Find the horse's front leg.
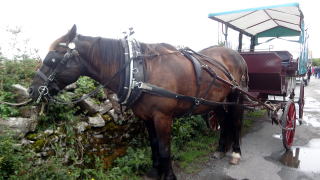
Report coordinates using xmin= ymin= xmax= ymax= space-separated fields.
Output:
xmin=144 ymin=119 xmax=160 ymax=179
xmin=153 ymin=112 xmax=176 ymax=180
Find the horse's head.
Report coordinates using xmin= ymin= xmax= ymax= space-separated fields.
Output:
xmin=29 ymin=25 xmax=85 ymax=102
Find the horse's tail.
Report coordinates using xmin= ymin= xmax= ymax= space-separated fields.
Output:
xmin=221 ymin=86 xmax=245 ymax=153
xmin=225 ymin=63 xmax=248 ymax=151
xmin=240 ymin=62 xmax=252 ymax=104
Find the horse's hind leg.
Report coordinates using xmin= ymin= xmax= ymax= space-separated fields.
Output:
xmin=228 ymin=91 xmax=244 ymax=165
xmin=144 ymin=119 xmax=160 ymax=179
xmin=152 ymin=112 xmax=176 ymax=180
xmin=213 ymin=106 xmax=228 ymax=159
xmin=214 ymin=91 xmax=244 ymax=164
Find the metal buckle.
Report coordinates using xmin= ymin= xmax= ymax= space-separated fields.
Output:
xmin=36 ymin=86 xmax=49 ymax=103
xmin=38 ymin=86 xmax=49 ymax=96
xmin=132 ymin=68 xmax=138 ymax=74
xmin=195 ymin=99 xmax=201 ymax=106
xmin=48 ymin=74 xmax=55 ymax=82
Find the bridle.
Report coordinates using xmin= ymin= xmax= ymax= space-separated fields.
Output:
xmin=35 ymin=41 xmax=81 ymax=103
xmin=35 ymin=37 xmax=133 ymax=105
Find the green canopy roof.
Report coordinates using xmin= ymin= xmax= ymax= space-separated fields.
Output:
xmin=208 ymin=3 xmax=304 ymax=38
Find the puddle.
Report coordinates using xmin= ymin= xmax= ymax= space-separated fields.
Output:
xmin=280 ymin=148 xmax=300 ymax=168
xmin=280 ymin=138 xmax=320 ymax=173
xmin=307 ymin=139 xmax=320 ymax=148
xmin=298 ymin=96 xmax=320 ymax=127
xmin=315 ymin=90 xmax=320 ymax=95
xmin=304 ymin=96 xmax=320 ymax=103
xmin=302 ymin=115 xmax=320 ymax=128
xmin=303 ymin=109 xmax=320 ymax=113
xmin=304 ymin=97 xmax=320 ymax=110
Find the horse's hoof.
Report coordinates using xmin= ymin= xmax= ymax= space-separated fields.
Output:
xmin=229 ymin=152 xmax=241 ymax=165
xmin=145 ymin=168 xmax=159 ymax=179
xmin=213 ymin=151 xmax=226 ymax=159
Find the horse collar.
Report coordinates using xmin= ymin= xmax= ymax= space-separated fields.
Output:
xmin=117 ymin=36 xmax=145 ymax=106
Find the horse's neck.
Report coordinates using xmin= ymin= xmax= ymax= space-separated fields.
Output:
xmin=81 ymin=37 xmax=124 ymax=94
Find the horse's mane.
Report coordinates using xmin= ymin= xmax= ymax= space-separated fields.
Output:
xmin=77 ymin=36 xmax=124 ymax=67
xmin=78 ymin=35 xmax=177 ymax=69
xmin=76 ymin=35 xmax=125 ymax=78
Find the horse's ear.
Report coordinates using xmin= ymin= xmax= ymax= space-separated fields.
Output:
xmin=67 ymin=24 xmax=77 ymax=42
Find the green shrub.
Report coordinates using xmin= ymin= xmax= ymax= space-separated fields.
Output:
xmin=37 ymin=103 xmax=79 ymax=131
xmin=0 ymin=91 xmax=19 ymax=118
xmin=0 ymin=58 xmax=40 ymax=118
xmin=106 ymin=147 xmax=151 ymax=179
xmin=172 ymin=115 xmax=209 ymax=149
xmin=75 ymin=76 xmax=104 ymax=100
xmin=0 ymin=131 xmax=35 ymax=179
xmin=0 ymin=58 xmax=39 ymax=90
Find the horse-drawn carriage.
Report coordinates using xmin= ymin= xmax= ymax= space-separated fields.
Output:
xmin=26 ymin=3 xmax=308 ymax=179
xmin=208 ymin=2 xmax=307 ymax=150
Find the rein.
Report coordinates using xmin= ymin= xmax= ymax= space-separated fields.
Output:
xmin=0 ymin=99 xmax=32 ymax=106
xmin=48 ymin=59 xmax=132 ymax=105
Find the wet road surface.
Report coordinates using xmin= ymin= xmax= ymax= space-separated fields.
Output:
xmin=176 ymin=77 xmax=320 ymax=180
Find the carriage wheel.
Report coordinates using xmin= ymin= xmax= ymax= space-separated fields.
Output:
xmin=281 ymin=100 xmax=296 ymax=150
xmin=298 ymin=82 xmax=305 ymax=120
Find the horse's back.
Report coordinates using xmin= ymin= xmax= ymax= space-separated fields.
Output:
xmin=199 ymin=46 xmax=247 ymax=71
xmin=199 ymin=46 xmax=248 ymax=88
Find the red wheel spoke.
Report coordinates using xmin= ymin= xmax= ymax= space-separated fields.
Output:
xmin=282 ymin=100 xmax=296 ymax=150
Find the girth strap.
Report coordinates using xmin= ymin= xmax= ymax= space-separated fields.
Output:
xmin=137 ymin=82 xmax=240 ymax=107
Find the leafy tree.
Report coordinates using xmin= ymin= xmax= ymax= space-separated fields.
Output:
xmin=312 ymin=58 xmax=320 ymax=66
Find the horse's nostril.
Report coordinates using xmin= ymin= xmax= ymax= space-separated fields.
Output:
xmin=28 ymin=87 xmax=34 ymax=95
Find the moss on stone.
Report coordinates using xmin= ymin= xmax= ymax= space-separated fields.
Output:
xmin=102 ymin=114 xmax=112 ymax=122
xmin=33 ymin=139 xmax=47 ymax=152
xmin=26 ymin=133 xmax=39 ymax=141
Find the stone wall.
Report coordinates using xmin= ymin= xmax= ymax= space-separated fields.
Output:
xmin=0 ymin=84 xmax=146 ymax=168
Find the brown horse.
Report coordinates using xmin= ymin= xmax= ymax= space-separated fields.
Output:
xmin=29 ymin=25 xmax=248 ymax=180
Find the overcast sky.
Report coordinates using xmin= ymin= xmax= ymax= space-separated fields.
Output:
xmin=0 ymin=0 xmax=318 ymax=59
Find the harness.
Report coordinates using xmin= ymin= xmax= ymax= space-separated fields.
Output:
xmin=35 ymin=32 xmax=246 ymax=112
xmin=134 ymin=48 xmax=243 ymax=114
xmin=116 ymin=36 xmax=241 ymax=110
